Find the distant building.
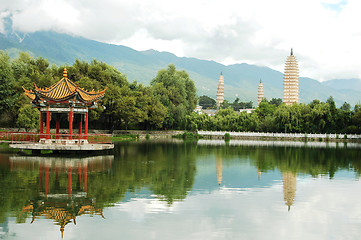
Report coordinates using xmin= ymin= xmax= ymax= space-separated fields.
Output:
xmin=194 ymin=105 xmax=217 ymax=116
xmin=239 ymin=109 xmax=254 ymax=114
xmin=202 ymin=109 xmax=217 ymax=116
xmin=194 ymin=105 xmax=203 ymax=114
xmin=257 ymin=79 xmax=264 ymax=106
xmin=216 ymin=72 xmax=224 ymax=108
xmin=283 ymin=49 xmax=299 ymax=105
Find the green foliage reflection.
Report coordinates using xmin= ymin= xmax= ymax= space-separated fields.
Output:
xmin=1 ymin=142 xmax=361 ymax=224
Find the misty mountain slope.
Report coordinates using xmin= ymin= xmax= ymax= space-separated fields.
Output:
xmin=322 ymin=78 xmax=361 ymax=92
xmin=20 ymin=31 xmax=154 ymax=65
xmin=0 ymin=30 xmax=360 ymax=106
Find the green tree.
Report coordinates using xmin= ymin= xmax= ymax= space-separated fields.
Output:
xmin=151 ymin=64 xmax=197 ymax=129
xmin=214 ymin=108 xmax=238 ymax=131
xmin=231 ymin=98 xmax=253 ymax=111
xmin=255 ymin=101 xmax=276 ymax=119
xmin=0 ymin=51 xmax=15 ymax=126
xmin=16 ymin=104 xmax=40 ymax=131
xmin=310 ymin=102 xmax=331 ymax=133
xmin=220 ymin=100 xmax=230 ymax=109
xmin=340 ymin=102 xmax=351 ymax=112
xmin=117 ymin=86 xmax=147 ymax=130
xmin=326 ymin=96 xmax=337 ymax=132
xmin=199 ymin=95 xmax=216 ymax=109
xmin=274 ymin=104 xmax=291 ymax=132
xmin=269 ymin=98 xmax=283 ymax=106
xmin=352 ymin=104 xmax=361 ymax=133
xmin=147 ymin=99 xmax=168 ymax=129
xmin=337 ymin=102 xmax=352 ymax=132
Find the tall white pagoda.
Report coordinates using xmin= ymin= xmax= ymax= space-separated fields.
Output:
xmin=257 ymin=79 xmax=264 ymax=106
xmin=283 ymin=49 xmax=299 ymax=105
xmin=216 ymin=72 xmax=224 ymax=108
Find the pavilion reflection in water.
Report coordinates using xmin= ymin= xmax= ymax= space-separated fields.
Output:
xmin=10 ymin=155 xmax=113 ymax=238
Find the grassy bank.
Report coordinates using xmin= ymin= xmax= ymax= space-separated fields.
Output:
xmin=172 ymin=132 xmax=203 ymax=140
xmin=112 ymin=134 xmax=139 ymax=142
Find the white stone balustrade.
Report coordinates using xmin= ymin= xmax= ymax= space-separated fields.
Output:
xmin=197 ymin=130 xmax=361 ymax=139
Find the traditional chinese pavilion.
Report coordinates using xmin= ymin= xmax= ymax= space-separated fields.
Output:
xmin=13 ymin=67 xmax=114 ymax=152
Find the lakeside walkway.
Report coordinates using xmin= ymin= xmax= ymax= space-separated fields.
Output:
xmin=197 ymin=130 xmax=361 ymax=140
xmin=196 ymin=139 xmax=361 ymax=148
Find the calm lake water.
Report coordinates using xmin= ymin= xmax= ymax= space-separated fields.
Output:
xmin=1 ymin=140 xmax=361 ymax=240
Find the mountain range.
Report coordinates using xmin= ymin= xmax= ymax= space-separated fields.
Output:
xmin=1 ymin=20 xmax=360 ymax=107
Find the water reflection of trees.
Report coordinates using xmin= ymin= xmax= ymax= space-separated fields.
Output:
xmin=111 ymin=141 xmax=361 ymax=207
xmin=108 ymin=141 xmax=197 ymax=204
xmin=0 ymin=142 xmax=197 ymax=228
xmin=195 ymin=143 xmax=361 ymax=178
xmin=1 ymin=141 xmax=360 ymax=226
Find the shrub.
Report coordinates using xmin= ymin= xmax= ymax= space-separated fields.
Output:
xmin=16 ymin=105 xmax=39 ymax=132
xmin=183 ymin=132 xmax=194 ymax=139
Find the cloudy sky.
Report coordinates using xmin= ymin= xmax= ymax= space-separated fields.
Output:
xmin=0 ymin=0 xmax=359 ymax=81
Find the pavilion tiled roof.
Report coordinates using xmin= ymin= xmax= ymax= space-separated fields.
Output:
xmin=23 ymin=67 xmax=106 ymax=103
xmin=22 ymin=87 xmax=36 ymax=101
xmin=22 ymin=202 xmax=103 ymax=238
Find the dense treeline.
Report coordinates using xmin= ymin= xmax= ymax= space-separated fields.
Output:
xmin=1 ymin=51 xmax=360 ymax=133
xmin=198 ymin=95 xmax=254 ymax=110
xmin=0 ymin=51 xmax=196 ymax=131
xmin=185 ymin=97 xmax=361 ymax=133
xmin=220 ymin=98 xmax=253 ymax=111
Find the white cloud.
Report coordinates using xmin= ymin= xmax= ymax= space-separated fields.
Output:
xmin=0 ymin=0 xmax=360 ymax=81
xmin=114 ymin=197 xmax=177 ymax=222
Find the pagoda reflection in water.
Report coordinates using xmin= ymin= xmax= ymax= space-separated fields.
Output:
xmin=214 ymin=154 xmax=297 ymax=211
xmin=283 ymin=171 xmax=297 ymax=211
xmin=10 ymin=155 xmax=113 ymax=238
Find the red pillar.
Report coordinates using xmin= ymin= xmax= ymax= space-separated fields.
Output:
xmin=46 ymin=108 xmax=51 ymax=139
xmin=84 ymin=111 xmax=88 ymax=140
xmin=56 ymin=114 xmax=60 ymax=139
xmin=69 ymin=109 xmax=73 ymax=140
xmin=40 ymin=111 xmax=43 ymax=138
xmin=79 ymin=114 xmax=83 ymax=137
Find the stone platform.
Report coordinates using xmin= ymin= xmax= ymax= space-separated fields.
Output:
xmin=9 ymin=138 xmax=114 ymax=152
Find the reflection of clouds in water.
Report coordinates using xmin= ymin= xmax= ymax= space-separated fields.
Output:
xmin=107 ymin=178 xmax=361 ymax=240
xmin=114 ymin=198 xmax=178 ymax=222
xmin=8 ymin=177 xmax=361 ymax=240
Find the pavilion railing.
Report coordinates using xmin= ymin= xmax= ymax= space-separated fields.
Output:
xmin=0 ymin=132 xmax=113 ymax=145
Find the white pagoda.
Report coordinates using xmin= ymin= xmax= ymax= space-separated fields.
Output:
xmin=283 ymin=49 xmax=299 ymax=105
xmin=257 ymin=79 xmax=264 ymax=106
xmin=216 ymin=72 xmax=224 ymax=108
